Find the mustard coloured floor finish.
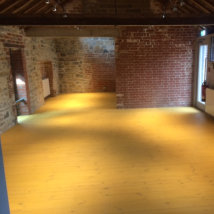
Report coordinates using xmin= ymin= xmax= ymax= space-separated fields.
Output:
xmin=2 ymin=93 xmax=214 ymax=214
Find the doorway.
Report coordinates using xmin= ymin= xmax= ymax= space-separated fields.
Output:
xmin=41 ymin=61 xmax=55 ymax=99
xmin=196 ymin=43 xmax=208 ymax=110
xmin=10 ymin=49 xmax=30 ymax=116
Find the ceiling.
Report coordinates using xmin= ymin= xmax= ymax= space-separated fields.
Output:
xmin=0 ymin=0 xmax=213 ymax=25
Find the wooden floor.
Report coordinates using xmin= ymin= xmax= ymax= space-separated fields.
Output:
xmin=2 ymin=93 xmax=214 ymax=214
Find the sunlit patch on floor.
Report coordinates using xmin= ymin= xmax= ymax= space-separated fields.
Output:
xmin=2 ymin=93 xmax=214 ymax=214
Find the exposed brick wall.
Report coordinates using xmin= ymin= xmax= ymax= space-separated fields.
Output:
xmin=0 ymin=27 xmax=60 ymax=133
xmin=55 ymin=37 xmax=115 ymax=93
xmin=0 ymin=27 xmax=25 ymax=134
xmin=116 ymin=26 xmax=198 ymax=108
xmin=24 ymin=38 xmax=59 ymax=113
xmin=0 ymin=25 xmax=199 ymax=133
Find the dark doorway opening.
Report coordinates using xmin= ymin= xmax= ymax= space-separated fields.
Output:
xmin=10 ymin=49 xmax=30 ymax=116
xmin=41 ymin=61 xmax=55 ymax=98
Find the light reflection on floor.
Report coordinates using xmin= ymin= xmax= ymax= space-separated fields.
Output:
xmin=2 ymin=93 xmax=214 ymax=214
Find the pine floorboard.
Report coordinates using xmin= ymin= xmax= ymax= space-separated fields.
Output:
xmin=2 ymin=93 xmax=214 ymax=214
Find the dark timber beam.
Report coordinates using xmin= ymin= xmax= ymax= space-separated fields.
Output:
xmin=35 ymin=4 xmax=52 ymax=14
xmin=184 ymin=2 xmax=201 ymax=14
xmin=177 ymin=7 xmax=189 ymax=15
xmin=0 ymin=138 xmax=10 ymax=214
xmin=0 ymin=16 xmax=214 ymax=25
xmin=188 ymin=0 xmax=211 ymax=14
xmin=15 ymin=0 xmax=40 ymax=15
xmin=3 ymin=0 xmax=29 ymax=14
xmin=198 ymin=0 xmax=214 ymax=12
xmin=25 ymin=27 xmax=119 ymax=37
xmin=0 ymin=0 xmax=22 ymax=14
xmin=23 ymin=0 xmax=46 ymax=14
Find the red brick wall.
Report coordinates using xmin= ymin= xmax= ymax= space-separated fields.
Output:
xmin=116 ymin=26 xmax=197 ymax=108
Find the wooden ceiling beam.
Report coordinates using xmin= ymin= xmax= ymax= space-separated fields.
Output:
xmin=3 ymin=0 xmax=30 ymax=14
xmin=173 ymin=8 xmax=183 ymax=16
xmin=0 ymin=0 xmax=23 ymax=14
xmin=169 ymin=6 xmax=189 ymax=17
xmin=198 ymin=0 xmax=214 ymax=12
xmin=27 ymin=1 xmax=54 ymax=15
xmin=0 ymin=0 xmax=15 ymax=9
xmin=188 ymin=0 xmax=211 ymax=14
xmin=0 ymin=16 xmax=213 ymax=25
xmin=177 ymin=6 xmax=191 ymax=15
xmin=184 ymin=2 xmax=201 ymax=14
xmin=23 ymin=1 xmax=46 ymax=14
xmin=25 ymin=27 xmax=119 ymax=37
xmin=39 ymin=3 xmax=55 ymax=14
xmin=35 ymin=4 xmax=52 ymax=14
xmin=15 ymin=0 xmax=40 ymax=15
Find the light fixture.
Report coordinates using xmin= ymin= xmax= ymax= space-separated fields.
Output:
xmin=200 ymin=29 xmax=206 ymax=37
xmin=52 ymin=5 xmax=57 ymax=12
xmin=160 ymin=0 xmax=187 ymax=19
xmin=173 ymin=6 xmax=178 ymax=12
xmin=180 ymin=0 xmax=185 ymax=7
xmin=45 ymin=0 xmax=50 ymax=4
xmin=63 ymin=13 xmax=68 ymax=18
